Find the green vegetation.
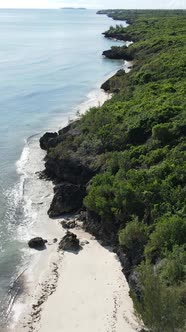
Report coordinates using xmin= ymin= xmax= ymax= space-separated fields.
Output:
xmin=132 ymin=262 xmax=186 ymax=332
xmin=49 ymin=10 xmax=186 ymax=330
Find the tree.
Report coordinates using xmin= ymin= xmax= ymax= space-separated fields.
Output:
xmin=132 ymin=262 xmax=186 ymax=332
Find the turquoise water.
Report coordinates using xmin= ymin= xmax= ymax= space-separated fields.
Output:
xmin=0 ymin=9 xmax=126 ymax=328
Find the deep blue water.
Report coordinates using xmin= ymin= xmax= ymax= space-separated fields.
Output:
xmin=0 ymin=9 xmax=126 ymax=328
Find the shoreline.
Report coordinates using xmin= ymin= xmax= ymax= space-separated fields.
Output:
xmin=13 ymin=222 xmax=140 ymax=332
xmin=8 ymin=87 xmax=112 ymax=331
xmin=9 ymin=60 xmax=139 ymax=332
xmin=12 ymin=9 xmax=186 ymax=332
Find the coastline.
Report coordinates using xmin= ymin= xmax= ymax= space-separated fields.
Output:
xmin=9 ymin=60 xmax=139 ymax=332
xmin=11 ymin=9 xmax=186 ymax=332
xmin=13 ymin=225 xmax=140 ymax=332
xmin=9 ymin=87 xmax=112 ymax=330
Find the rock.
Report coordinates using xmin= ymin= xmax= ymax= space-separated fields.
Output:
xmin=61 ymin=220 xmax=76 ymax=229
xmin=48 ymin=183 xmax=86 ymax=218
xmin=81 ymin=240 xmax=89 ymax=246
xmin=39 ymin=132 xmax=58 ymax=150
xmin=116 ymin=248 xmax=131 ymax=280
xmin=58 ymin=231 xmax=80 ymax=252
xmin=79 ymin=211 xmax=87 ymax=221
xmin=53 ymin=238 xmax=58 ymax=243
xmin=45 ymin=156 xmax=94 ymax=185
xmin=128 ymin=271 xmax=141 ymax=300
xmin=58 ymin=121 xmax=81 ymax=137
xmin=84 ymin=209 xmax=120 ymax=245
xmin=101 ymin=72 xmax=122 ymax=93
xmin=102 ymin=27 xmax=134 ymax=42
xmin=116 ymin=69 xmax=126 ymax=76
xmin=103 ymin=46 xmax=134 ymax=61
xmin=101 ymin=78 xmax=111 ymax=92
xmin=28 ymin=237 xmax=47 ymax=250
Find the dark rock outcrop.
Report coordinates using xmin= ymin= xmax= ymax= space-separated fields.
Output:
xmin=116 ymin=247 xmax=131 ymax=279
xmin=103 ymin=31 xmax=133 ymax=42
xmin=45 ymin=157 xmax=94 ymax=185
xmin=28 ymin=237 xmax=47 ymax=249
xmin=40 ymin=122 xmax=82 ymax=153
xmin=103 ymin=46 xmax=134 ymax=61
xmin=61 ymin=220 xmax=76 ymax=229
xmin=58 ymin=121 xmax=81 ymax=137
xmin=39 ymin=132 xmax=58 ymax=150
xmin=48 ymin=183 xmax=86 ymax=217
xmin=101 ymin=78 xmax=113 ymax=92
xmin=58 ymin=231 xmax=80 ymax=252
xmin=101 ymin=69 xmax=126 ymax=93
xmin=128 ymin=271 xmax=141 ymax=300
xmin=84 ymin=210 xmax=121 ymax=245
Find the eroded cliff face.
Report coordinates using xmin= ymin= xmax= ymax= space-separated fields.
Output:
xmin=39 ymin=114 xmax=141 ymax=296
xmin=39 ymin=122 xmax=96 ymax=219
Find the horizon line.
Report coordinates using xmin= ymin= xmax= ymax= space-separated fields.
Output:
xmin=0 ymin=7 xmax=186 ymax=10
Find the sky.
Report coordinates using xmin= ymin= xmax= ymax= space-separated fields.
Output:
xmin=0 ymin=0 xmax=185 ymax=9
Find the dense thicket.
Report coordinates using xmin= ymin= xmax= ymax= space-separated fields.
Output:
xmin=44 ymin=10 xmax=186 ymax=331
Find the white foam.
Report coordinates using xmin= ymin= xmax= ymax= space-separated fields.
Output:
xmin=16 ymin=141 xmax=30 ymax=176
xmin=8 ymin=64 xmax=134 ymax=327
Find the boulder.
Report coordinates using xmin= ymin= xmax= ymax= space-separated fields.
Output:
xmin=81 ymin=240 xmax=89 ymax=246
xmin=79 ymin=210 xmax=87 ymax=222
xmin=61 ymin=220 xmax=76 ymax=229
xmin=28 ymin=237 xmax=47 ymax=249
xmin=116 ymin=69 xmax=126 ymax=77
xmin=58 ymin=231 xmax=80 ymax=252
xmin=101 ymin=78 xmax=111 ymax=92
xmin=39 ymin=132 xmax=58 ymax=150
xmin=48 ymin=182 xmax=86 ymax=218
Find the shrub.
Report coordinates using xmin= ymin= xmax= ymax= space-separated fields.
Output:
xmin=152 ymin=123 xmax=173 ymax=145
xmin=119 ymin=217 xmax=148 ymax=249
xmin=145 ymin=215 xmax=186 ymax=261
xmin=132 ymin=262 xmax=186 ymax=332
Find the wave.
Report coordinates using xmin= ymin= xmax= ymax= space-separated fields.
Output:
xmin=2 ymin=84 xmax=112 ymax=330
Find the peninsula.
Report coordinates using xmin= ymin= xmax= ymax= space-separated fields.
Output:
xmin=61 ymin=7 xmax=87 ymax=10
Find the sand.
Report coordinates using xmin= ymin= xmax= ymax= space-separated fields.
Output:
xmin=38 ymin=229 xmax=140 ymax=332
xmin=10 ymin=61 xmax=140 ymax=332
xmin=12 ymin=223 xmax=140 ymax=332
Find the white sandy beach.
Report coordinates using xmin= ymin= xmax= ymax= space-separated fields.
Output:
xmin=38 ymin=230 xmax=140 ymax=332
xmin=9 ymin=63 xmax=139 ymax=332
xmin=13 ymin=223 xmax=140 ymax=332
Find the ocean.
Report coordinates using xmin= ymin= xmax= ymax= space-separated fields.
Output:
xmin=0 ymin=8 xmax=126 ymax=329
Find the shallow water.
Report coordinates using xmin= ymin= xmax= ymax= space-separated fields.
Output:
xmin=0 ymin=8 xmax=126 ymax=328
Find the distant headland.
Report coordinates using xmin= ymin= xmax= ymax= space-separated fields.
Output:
xmin=61 ymin=7 xmax=87 ymax=10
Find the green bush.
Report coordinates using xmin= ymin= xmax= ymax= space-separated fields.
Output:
xmin=132 ymin=262 xmax=186 ymax=332
xmin=152 ymin=123 xmax=173 ymax=145
xmin=158 ymin=245 xmax=186 ymax=285
xmin=119 ymin=217 xmax=148 ymax=249
xmin=145 ymin=215 xmax=186 ymax=260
